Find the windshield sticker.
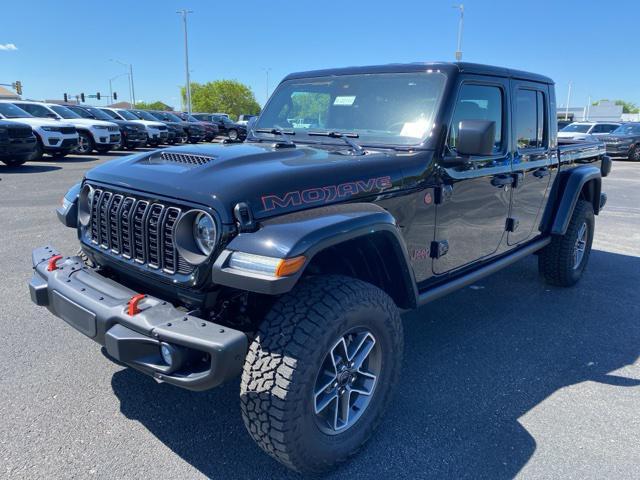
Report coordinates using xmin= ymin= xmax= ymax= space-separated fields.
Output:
xmin=333 ymin=96 xmax=356 ymax=106
xmin=262 ymin=176 xmax=392 ymax=211
xmin=400 ymin=118 xmax=429 ymax=138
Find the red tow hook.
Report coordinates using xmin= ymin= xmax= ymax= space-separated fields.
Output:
xmin=128 ymin=294 xmax=146 ymax=316
xmin=47 ymin=254 xmax=64 ymax=272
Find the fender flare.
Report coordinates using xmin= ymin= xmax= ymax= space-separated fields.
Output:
xmin=549 ymin=165 xmax=601 ymax=236
xmin=212 ymin=203 xmax=418 ymax=305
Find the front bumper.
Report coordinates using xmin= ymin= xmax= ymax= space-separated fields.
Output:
xmin=44 ymin=137 xmax=79 ymax=153
xmin=604 ymin=144 xmax=632 ymax=156
xmin=29 ymin=245 xmax=248 ymax=391
xmin=0 ymin=137 xmax=37 ymax=159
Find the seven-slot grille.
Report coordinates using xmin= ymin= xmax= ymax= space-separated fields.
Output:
xmin=60 ymin=127 xmax=76 ymax=134
xmin=8 ymin=126 xmax=33 ymax=138
xmin=87 ymin=187 xmax=192 ymax=275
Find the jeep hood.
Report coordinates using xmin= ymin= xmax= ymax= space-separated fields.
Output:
xmin=85 ymin=143 xmax=410 ymax=223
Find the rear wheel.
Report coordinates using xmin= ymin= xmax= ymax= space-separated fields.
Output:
xmin=228 ymin=129 xmax=238 ymax=141
xmin=629 ymin=145 xmax=640 ymax=162
xmin=539 ymin=199 xmax=594 ymax=287
xmin=240 ymin=275 xmax=403 ymax=473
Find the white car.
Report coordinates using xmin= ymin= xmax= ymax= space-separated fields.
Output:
xmin=100 ymin=108 xmax=169 ymax=146
xmin=0 ymin=102 xmax=78 ymax=159
xmin=558 ymin=122 xmax=621 ymax=141
xmin=11 ymin=101 xmax=120 ymax=155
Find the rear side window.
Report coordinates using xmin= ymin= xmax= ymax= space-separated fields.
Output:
xmin=17 ymin=103 xmax=53 ymax=118
xmin=515 ymin=89 xmax=546 ymax=149
xmin=448 ymin=84 xmax=503 ymax=153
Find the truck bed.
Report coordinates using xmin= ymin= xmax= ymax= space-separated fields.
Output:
xmin=558 ymin=138 xmax=606 ymax=164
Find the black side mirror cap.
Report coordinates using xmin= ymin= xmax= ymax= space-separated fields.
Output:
xmin=456 ymin=120 xmax=496 ymax=156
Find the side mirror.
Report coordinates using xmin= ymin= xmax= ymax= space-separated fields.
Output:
xmin=456 ymin=120 xmax=496 ymax=156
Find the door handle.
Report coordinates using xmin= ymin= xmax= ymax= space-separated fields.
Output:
xmin=491 ymin=175 xmax=513 ymax=187
xmin=533 ymin=168 xmax=550 ymax=179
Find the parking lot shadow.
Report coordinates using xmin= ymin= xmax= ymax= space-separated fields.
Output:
xmin=0 ymin=164 xmax=61 ymax=174
xmin=111 ymin=249 xmax=640 ymax=479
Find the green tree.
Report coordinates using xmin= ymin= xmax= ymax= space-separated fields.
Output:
xmin=135 ymin=101 xmax=173 ymax=111
xmin=592 ymin=99 xmax=639 ymax=114
xmin=182 ymin=80 xmax=261 ymax=120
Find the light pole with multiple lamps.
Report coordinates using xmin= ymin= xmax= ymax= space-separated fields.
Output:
xmin=177 ymin=9 xmax=193 ymax=114
xmin=453 ymin=4 xmax=464 ymax=61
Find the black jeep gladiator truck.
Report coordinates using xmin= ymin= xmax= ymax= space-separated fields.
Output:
xmin=29 ymin=62 xmax=610 ymax=473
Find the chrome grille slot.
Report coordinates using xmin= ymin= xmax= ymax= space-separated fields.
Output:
xmin=86 ymin=185 xmax=197 ymax=277
xmin=99 ymin=191 xmax=112 ymax=249
xmin=90 ymin=189 xmax=103 ymax=244
xmin=108 ymin=194 xmax=123 ymax=253
xmin=120 ymin=197 xmax=135 ymax=259
xmin=132 ymin=201 xmax=149 ymax=263
xmin=162 ymin=207 xmax=181 ymax=273
xmin=146 ymin=204 xmax=165 ymax=268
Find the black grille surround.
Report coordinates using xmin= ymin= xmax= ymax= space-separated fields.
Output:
xmin=60 ymin=127 xmax=77 ymax=135
xmin=83 ymin=184 xmax=199 ymax=276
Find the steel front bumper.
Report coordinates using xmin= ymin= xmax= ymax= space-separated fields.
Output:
xmin=29 ymin=246 xmax=248 ymax=391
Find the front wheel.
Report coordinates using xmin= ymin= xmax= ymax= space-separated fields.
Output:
xmin=629 ymin=145 xmax=640 ymax=162
xmin=227 ymin=129 xmax=238 ymax=141
xmin=539 ymin=199 xmax=594 ymax=287
xmin=240 ymin=275 xmax=403 ymax=473
xmin=76 ymin=132 xmax=94 ymax=155
xmin=2 ymin=158 xmax=27 ymax=167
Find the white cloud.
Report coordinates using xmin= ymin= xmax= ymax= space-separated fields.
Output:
xmin=0 ymin=43 xmax=18 ymax=51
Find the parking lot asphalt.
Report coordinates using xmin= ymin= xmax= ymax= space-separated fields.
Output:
xmin=0 ymin=151 xmax=638 ymax=479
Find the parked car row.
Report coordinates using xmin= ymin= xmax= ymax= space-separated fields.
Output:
xmin=558 ymin=120 xmax=640 ymax=161
xmin=0 ymin=99 xmax=254 ymax=167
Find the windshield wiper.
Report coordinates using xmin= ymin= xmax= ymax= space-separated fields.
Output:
xmin=254 ymin=128 xmax=296 ymax=147
xmin=308 ymin=131 xmax=365 ymax=156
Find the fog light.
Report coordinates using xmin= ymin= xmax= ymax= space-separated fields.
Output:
xmin=160 ymin=342 xmax=174 ymax=366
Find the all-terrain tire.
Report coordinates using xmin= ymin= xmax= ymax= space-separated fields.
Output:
xmin=240 ymin=275 xmax=403 ymax=473
xmin=1 ymin=158 xmax=27 ymax=167
xmin=539 ymin=199 xmax=594 ymax=287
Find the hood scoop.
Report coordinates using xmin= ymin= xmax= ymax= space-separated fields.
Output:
xmin=148 ymin=151 xmax=215 ymax=167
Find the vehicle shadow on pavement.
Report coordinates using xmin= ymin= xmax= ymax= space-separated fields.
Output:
xmin=111 ymin=249 xmax=640 ymax=479
xmin=0 ymin=164 xmax=61 ymax=174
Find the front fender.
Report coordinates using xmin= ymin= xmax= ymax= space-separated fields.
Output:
xmin=212 ymin=203 xmax=416 ymax=301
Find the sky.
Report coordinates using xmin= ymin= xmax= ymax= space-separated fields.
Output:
xmin=1 ymin=0 xmax=638 ymax=111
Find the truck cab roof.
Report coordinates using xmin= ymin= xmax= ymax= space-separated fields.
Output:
xmin=284 ymin=62 xmax=554 ymax=85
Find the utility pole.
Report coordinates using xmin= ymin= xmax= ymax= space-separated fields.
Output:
xmin=111 ymin=59 xmax=135 ymax=107
xmin=453 ymin=4 xmax=464 ymax=61
xmin=177 ymin=9 xmax=193 ymax=114
xmin=564 ymin=81 xmax=572 ymax=121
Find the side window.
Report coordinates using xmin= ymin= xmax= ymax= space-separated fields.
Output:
xmin=448 ymin=84 xmax=503 ymax=153
xmin=602 ymin=124 xmax=617 ymax=133
xmin=515 ymin=89 xmax=546 ymax=149
xmin=19 ymin=103 xmax=53 ymax=118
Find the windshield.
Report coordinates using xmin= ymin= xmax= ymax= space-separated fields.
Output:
xmin=112 ymin=109 xmax=136 ymax=120
xmin=130 ymin=109 xmax=159 ymax=121
xmin=611 ymin=124 xmax=640 ymax=135
xmin=83 ymin=107 xmax=114 ymax=121
xmin=68 ymin=106 xmax=93 ymax=119
xmin=186 ymin=114 xmax=199 ymax=122
xmin=0 ymin=103 xmax=33 ymax=118
xmin=560 ymin=123 xmax=592 ymax=133
xmin=255 ymin=71 xmax=447 ymax=146
xmin=154 ymin=111 xmax=182 ymax=122
xmin=50 ymin=105 xmax=82 ymax=119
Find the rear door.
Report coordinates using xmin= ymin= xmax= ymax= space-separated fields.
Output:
xmin=507 ymin=82 xmax=552 ymax=245
xmin=433 ymin=76 xmax=512 ymax=275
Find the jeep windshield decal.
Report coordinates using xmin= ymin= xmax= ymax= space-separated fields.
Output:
xmin=262 ymin=176 xmax=392 ymax=211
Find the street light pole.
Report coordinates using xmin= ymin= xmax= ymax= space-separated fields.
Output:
xmin=453 ymin=4 xmax=464 ymax=61
xmin=111 ymin=59 xmax=135 ymax=107
xmin=565 ymin=81 xmax=572 ymax=121
xmin=177 ymin=9 xmax=193 ymax=114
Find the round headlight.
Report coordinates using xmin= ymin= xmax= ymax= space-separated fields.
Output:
xmin=193 ymin=212 xmax=216 ymax=255
xmin=78 ymin=184 xmax=94 ymax=226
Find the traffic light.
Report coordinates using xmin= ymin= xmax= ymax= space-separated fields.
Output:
xmin=63 ymin=93 xmax=68 ymax=103
xmin=113 ymin=92 xmax=118 ymax=101
xmin=96 ymin=92 xmax=101 ymax=101
xmin=80 ymin=93 xmax=85 ymax=103
xmin=14 ymin=81 xmax=22 ymax=95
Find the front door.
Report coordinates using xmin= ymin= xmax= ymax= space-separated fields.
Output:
xmin=433 ymin=78 xmax=512 ymax=275
xmin=507 ymin=82 xmax=552 ymax=245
